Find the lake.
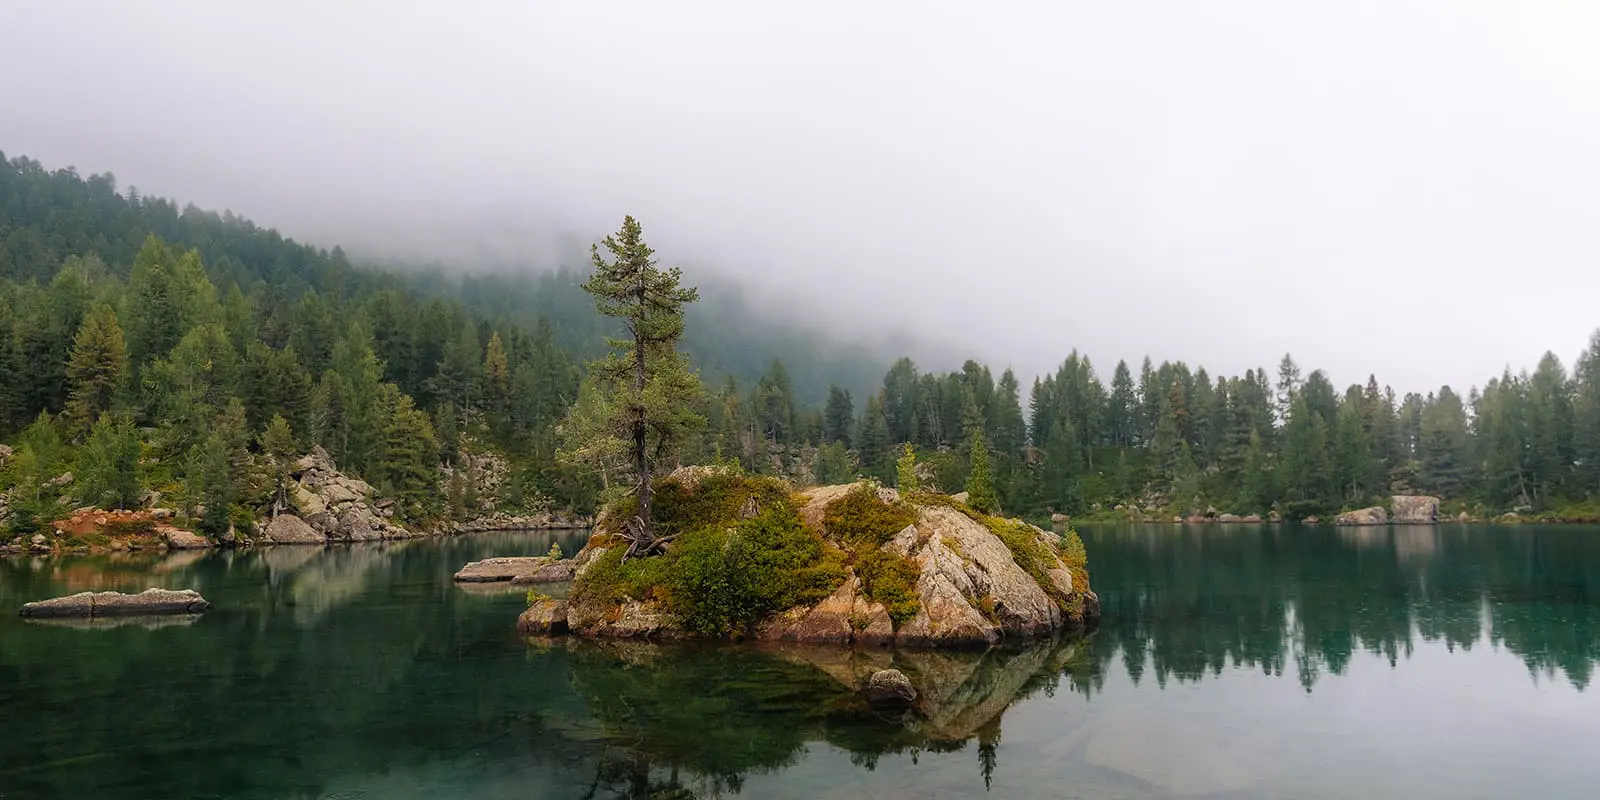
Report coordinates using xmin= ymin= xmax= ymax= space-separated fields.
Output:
xmin=2 ymin=523 xmax=1598 ymax=799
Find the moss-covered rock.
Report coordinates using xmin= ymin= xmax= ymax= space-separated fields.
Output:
xmin=544 ymin=469 xmax=1097 ymax=648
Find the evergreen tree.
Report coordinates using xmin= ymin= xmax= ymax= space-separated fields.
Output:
xmin=857 ymin=395 xmax=892 ymax=481
xmin=564 ymin=216 xmax=703 ymax=550
xmin=896 ymin=443 xmax=920 ymax=493
xmin=482 ymin=331 xmax=510 ymax=417
xmin=76 ymin=412 xmax=141 ymax=510
xmin=64 ymin=304 xmax=128 ymax=435
xmin=822 ymin=384 xmax=854 ymax=447
xmin=965 ymin=431 xmax=998 ymax=513
xmin=258 ymin=413 xmax=297 ymax=519
xmin=187 ymin=431 xmax=236 ymax=537
xmin=1275 ymin=353 xmax=1302 ymax=424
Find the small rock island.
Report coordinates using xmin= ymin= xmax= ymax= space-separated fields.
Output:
xmin=519 ymin=466 xmax=1098 ymax=647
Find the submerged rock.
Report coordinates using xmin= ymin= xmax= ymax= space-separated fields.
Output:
xmin=19 ymin=588 xmax=210 ymax=618
xmin=1392 ymin=495 xmax=1441 ymax=525
xmin=864 ymin=668 xmax=917 ymax=705
xmin=1336 ymin=507 xmax=1388 ymax=526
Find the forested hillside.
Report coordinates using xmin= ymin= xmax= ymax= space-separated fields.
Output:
xmin=0 ymin=151 xmax=896 ymax=535
xmin=3 ymin=148 xmax=1599 ymax=542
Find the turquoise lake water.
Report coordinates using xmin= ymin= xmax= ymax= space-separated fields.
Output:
xmin=2 ymin=522 xmax=1597 ymax=798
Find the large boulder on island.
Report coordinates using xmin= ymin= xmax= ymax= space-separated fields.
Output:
xmin=1335 ymin=507 xmax=1387 ymax=526
xmin=1392 ymin=495 xmax=1441 ymax=524
xmin=531 ymin=467 xmax=1098 ymax=648
xmin=19 ymin=588 xmax=210 ymax=618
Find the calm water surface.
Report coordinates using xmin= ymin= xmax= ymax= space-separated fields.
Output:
xmin=2 ymin=523 xmax=1598 ymax=799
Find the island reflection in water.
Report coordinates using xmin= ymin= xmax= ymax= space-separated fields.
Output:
xmin=1 ymin=523 xmax=1597 ymax=799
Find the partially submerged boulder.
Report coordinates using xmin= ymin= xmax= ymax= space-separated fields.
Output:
xmin=160 ymin=527 xmax=211 ymax=550
xmin=864 ymin=668 xmax=917 ymax=705
xmin=19 ymin=588 xmax=210 ymax=618
xmin=517 ymin=598 xmax=569 ymax=635
xmin=1392 ymin=495 xmax=1441 ymax=525
xmin=1336 ymin=507 xmax=1388 ymax=526
xmin=454 ymin=556 xmax=555 ymax=582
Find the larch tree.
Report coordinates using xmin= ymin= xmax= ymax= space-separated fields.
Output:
xmin=896 ymin=443 xmax=919 ymax=492
xmin=564 ymin=216 xmax=703 ymax=557
xmin=965 ymin=429 xmax=999 ymax=513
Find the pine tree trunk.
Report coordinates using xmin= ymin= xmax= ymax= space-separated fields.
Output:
xmin=633 ymin=277 xmax=652 ymax=539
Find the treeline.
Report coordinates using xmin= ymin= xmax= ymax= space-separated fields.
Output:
xmin=0 ymin=234 xmax=583 ymax=531
xmin=718 ymin=346 xmax=1600 ymax=520
xmin=0 ymin=150 xmax=892 ymax=536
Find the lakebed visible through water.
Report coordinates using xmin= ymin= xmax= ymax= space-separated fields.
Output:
xmin=2 ymin=523 xmax=1598 ymax=799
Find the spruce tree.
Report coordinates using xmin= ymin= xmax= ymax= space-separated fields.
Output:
xmin=564 ymin=216 xmax=702 ymax=554
xmin=823 ymin=385 xmax=855 ymax=447
xmin=857 ymin=395 xmax=892 ymax=481
xmin=76 ymin=412 xmax=142 ymax=510
xmin=64 ymin=304 xmax=128 ymax=436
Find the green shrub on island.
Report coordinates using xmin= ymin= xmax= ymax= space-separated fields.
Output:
xmin=572 ymin=471 xmax=847 ymax=638
xmin=820 ymin=483 xmax=917 ymax=546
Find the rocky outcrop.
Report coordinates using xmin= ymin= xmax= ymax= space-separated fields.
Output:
xmin=19 ymin=588 xmax=210 ymax=618
xmin=758 ymin=577 xmax=893 ymax=646
xmin=454 ymin=556 xmax=556 ymax=582
xmin=289 ymin=447 xmax=413 ymax=542
xmin=1336 ymin=507 xmax=1388 ymax=526
xmin=262 ymin=514 xmax=326 ymax=544
xmin=864 ymin=668 xmax=917 ymax=705
xmin=547 ymin=476 xmax=1097 ymax=649
xmin=1392 ymin=495 xmax=1441 ymax=524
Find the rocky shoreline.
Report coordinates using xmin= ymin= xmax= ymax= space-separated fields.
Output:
xmin=1 ymin=446 xmax=589 ymax=557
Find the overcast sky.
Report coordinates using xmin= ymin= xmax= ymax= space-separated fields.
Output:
xmin=4 ymin=0 xmax=1599 ymax=395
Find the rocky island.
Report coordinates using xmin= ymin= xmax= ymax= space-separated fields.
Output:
xmin=518 ymin=466 xmax=1097 ymax=648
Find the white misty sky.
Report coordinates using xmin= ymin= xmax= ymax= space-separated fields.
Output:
xmin=3 ymin=0 xmax=1599 ymax=395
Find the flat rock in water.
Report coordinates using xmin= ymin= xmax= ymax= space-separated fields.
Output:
xmin=454 ymin=556 xmax=551 ymax=582
xmin=19 ymin=588 xmax=210 ymax=618
xmin=509 ymin=562 xmax=577 ymax=584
